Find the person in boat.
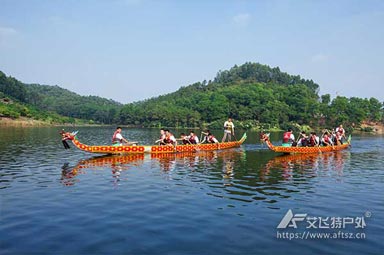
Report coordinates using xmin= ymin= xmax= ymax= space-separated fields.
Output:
xmin=335 ymin=124 xmax=346 ymax=143
xmin=282 ymin=128 xmax=295 ymax=146
xmin=321 ymin=132 xmax=333 ymax=146
xmin=222 ymin=118 xmax=235 ymax=142
xmin=187 ymin=130 xmax=199 ymax=144
xmin=201 ymin=130 xmax=219 ymax=144
xmin=336 ymin=124 xmax=345 ymax=137
xmin=332 ymin=130 xmax=343 ymax=145
xmin=155 ymin=128 xmax=166 ymax=145
xmin=164 ymin=129 xmax=177 ymax=146
xmin=177 ymin=133 xmax=191 ymax=145
xmin=309 ymin=132 xmax=320 ymax=147
xmin=112 ymin=127 xmax=129 ymax=146
xmin=297 ymin=131 xmax=309 ymax=147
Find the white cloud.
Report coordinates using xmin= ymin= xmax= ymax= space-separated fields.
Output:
xmin=232 ymin=13 xmax=251 ymax=27
xmin=311 ymin=53 xmax=329 ymax=63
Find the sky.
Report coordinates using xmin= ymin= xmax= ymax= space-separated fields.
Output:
xmin=0 ymin=0 xmax=383 ymax=103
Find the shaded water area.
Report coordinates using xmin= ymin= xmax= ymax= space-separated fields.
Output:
xmin=0 ymin=127 xmax=383 ymax=254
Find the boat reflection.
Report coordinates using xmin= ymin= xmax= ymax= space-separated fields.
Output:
xmin=150 ymin=150 xmax=244 ymax=183
xmin=60 ymin=154 xmax=145 ymax=186
xmin=61 ymin=150 xmax=349 ymax=207
xmin=260 ymin=151 xmax=348 ymax=181
xmin=61 ymin=149 xmax=246 ymax=186
xmin=61 ymin=162 xmax=84 ymax=186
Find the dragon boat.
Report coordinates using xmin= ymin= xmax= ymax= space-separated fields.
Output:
xmin=63 ymin=131 xmax=247 ymax=155
xmin=261 ymin=133 xmax=351 ymax=154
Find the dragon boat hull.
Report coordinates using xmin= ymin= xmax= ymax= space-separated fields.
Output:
xmin=262 ymin=135 xmax=351 ymax=154
xmin=70 ymin=133 xmax=247 ymax=155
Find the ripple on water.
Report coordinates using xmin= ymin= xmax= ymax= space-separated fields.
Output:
xmin=1 ymin=129 xmax=383 ymax=254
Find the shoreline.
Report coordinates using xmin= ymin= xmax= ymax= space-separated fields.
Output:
xmin=0 ymin=117 xmax=107 ymax=127
xmin=1 ymin=117 xmax=383 ymax=134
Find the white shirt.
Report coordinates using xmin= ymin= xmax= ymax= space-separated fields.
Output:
xmin=115 ymin=133 xmax=123 ymax=140
xmin=169 ymin=135 xmax=176 ymax=143
xmin=336 ymin=127 xmax=345 ymax=135
xmin=224 ymin=121 xmax=234 ymax=133
xmin=188 ymin=135 xmax=199 ymax=144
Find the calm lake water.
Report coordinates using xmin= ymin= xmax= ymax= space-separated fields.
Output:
xmin=0 ymin=126 xmax=383 ymax=255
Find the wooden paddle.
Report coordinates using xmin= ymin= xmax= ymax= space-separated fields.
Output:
xmin=125 ymin=141 xmax=139 ymax=145
xmin=294 ymin=133 xmax=302 ymax=146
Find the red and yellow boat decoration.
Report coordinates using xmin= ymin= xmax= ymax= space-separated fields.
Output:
xmin=261 ymin=133 xmax=351 ymax=154
xmin=64 ymin=132 xmax=247 ymax=155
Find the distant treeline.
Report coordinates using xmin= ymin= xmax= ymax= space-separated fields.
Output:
xmin=1 ymin=63 xmax=383 ymax=129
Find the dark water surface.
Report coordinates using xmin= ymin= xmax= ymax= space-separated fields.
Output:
xmin=0 ymin=127 xmax=383 ymax=255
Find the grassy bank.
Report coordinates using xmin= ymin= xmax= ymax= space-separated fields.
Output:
xmin=0 ymin=117 xmax=107 ymax=127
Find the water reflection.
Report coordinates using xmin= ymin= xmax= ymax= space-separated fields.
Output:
xmin=62 ymin=150 xmax=350 ymax=206
xmin=61 ymin=162 xmax=84 ymax=186
xmin=261 ymin=152 xmax=348 ymax=181
xmin=61 ymin=154 xmax=145 ymax=186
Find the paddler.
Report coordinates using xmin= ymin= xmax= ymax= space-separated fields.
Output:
xmin=282 ymin=128 xmax=295 ymax=147
xmin=321 ymin=131 xmax=333 ymax=146
xmin=176 ymin=133 xmax=191 ymax=145
xmin=112 ymin=127 xmax=129 ymax=146
xmin=155 ymin=128 xmax=166 ymax=145
xmin=201 ymin=130 xmax=219 ymax=144
xmin=187 ymin=130 xmax=199 ymax=144
xmin=164 ymin=129 xmax=177 ymax=146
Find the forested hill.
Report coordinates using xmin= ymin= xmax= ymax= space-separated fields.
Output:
xmin=119 ymin=62 xmax=383 ymax=130
xmin=1 ymin=63 xmax=383 ymax=129
xmin=0 ymin=71 xmax=122 ymax=124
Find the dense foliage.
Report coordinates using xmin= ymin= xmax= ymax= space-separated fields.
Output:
xmin=1 ymin=62 xmax=383 ymax=130
xmin=0 ymin=71 xmax=122 ymax=124
xmin=119 ymin=63 xmax=383 ymax=130
xmin=0 ymin=91 xmax=79 ymax=124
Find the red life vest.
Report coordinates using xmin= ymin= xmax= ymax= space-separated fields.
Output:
xmin=112 ymin=130 xmax=121 ymax=143
xmin=189 ymin=134 xmax=197 ymax=144
xmin=324 ymin=135 xmax=331 ymax=143
xmin=337 ymin=128 xmax=345 ymax=135
xmin=283 ymin=132 xmax=291 ymax=143
xmin=164 ymin=133 xmax=175 ymax=144
xmin=208 ymin=135 xmax=215 ymax=143
xmin=309 ymin=136 xmax=317 ymax=146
